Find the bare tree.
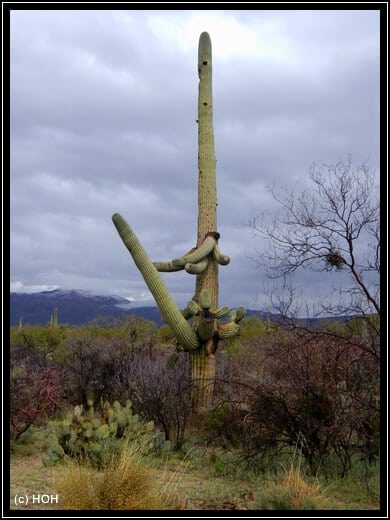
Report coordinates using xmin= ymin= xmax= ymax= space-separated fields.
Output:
xmin=248 ymin=156 xmax=380 ymax=322
xmin=113 ymin=348 xmax=194 ymax=449
xmin=239 ymin=332 xmax=380 ymax=476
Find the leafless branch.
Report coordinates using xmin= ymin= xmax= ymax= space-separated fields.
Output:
xmin=248 ymin=157 xmax=380 ymax=317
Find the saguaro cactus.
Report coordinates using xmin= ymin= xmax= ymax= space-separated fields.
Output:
xmin=49 ymin=307 xmax=58 ymax=327
xmin=112 ymin=32 xmax=245 ymax=410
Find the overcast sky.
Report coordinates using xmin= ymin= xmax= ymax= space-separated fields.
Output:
xmin=10 ymin=8 xmax=380 ymax=312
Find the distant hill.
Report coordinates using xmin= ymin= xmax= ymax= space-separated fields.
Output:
xmin=10 ymin=289 xmax=165 ymax=327
xmin=9 ymin=289 xmax=351 ymax=328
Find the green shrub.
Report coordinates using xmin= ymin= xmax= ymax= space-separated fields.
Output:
xmin=11 ymin=425 xmax=58 ymax=457
xmin=10 ymin=324 xmax=68 ymax=360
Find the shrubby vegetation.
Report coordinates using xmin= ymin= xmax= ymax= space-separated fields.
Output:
xmin=219 ymin=327 xmax=379 ymax=477
xmin=9 ymin=310 xmax=380 ymax=510
xmin=10 ymin=312 xmax=380 ymax=481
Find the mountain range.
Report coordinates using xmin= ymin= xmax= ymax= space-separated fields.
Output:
xmin=10 ymin=289 xmax=353 ymax=328
xmin=10 ymin=289 xmax=278 ymax=327
xmin=10 ymin=290 xmax=164 ymax=326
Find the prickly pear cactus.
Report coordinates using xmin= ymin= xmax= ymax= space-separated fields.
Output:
xmin=46 ymin=401 xmax=168 ymax=468
xmin=112 ymin=32 xmax=245 ymax=410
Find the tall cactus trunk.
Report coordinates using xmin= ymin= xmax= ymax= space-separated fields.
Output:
xmin=191 ymin=349 xmax=216 ymax=411
xmin=191 ymin=32 xmax=218 ymax=410
xmin=112 ymin=32 xmax=245 ymax=416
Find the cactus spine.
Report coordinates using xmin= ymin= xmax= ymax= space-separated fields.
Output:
xmin=112 ymin=32 xmax=245 ymax=411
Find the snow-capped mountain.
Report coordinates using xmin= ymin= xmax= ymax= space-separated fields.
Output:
xmin=9 ymin=289 xmax=163 ymax=326
xmin=9 ymin=289 xmax=348 ymax=328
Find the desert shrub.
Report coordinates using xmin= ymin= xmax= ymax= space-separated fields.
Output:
xmin=206 ymin=402 xmax=232 ymax=433
xmin=113 ymin=348 xmax=194 ymax=449
xmin=235 ymin=331 xmax=379 ymax=476
xmin=157 ymin=324 xmax=177 ymax=345
xmin=60 ymin=331 xmax=128 ymax=407
xmin=10 ymin=324 xmax=68 ymax=360
xmin=10 ymin=356 xmax=61 ymax=441
xmin=238 ymin=316 xmax=278 ymax=341
xmin=60 ymin=318 xmax=158 ymax=408
xmin=10 ymin=424 xmax=58 ymax=456
xmin=203 ymin=401 xmax=248 ymax=450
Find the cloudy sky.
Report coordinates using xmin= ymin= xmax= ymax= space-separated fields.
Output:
xmin=10 ymin=8 xmax=380 ymax=312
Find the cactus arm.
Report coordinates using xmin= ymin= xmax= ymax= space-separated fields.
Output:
xmin=217 ymin=306 xmax=246 ymax=339
xmin=112 ymin=213 xmax=199 ymax=351
xmin=233 ymin=306 xmax=246 ymax=323
xmin=212 ymin=306 xmax=230 ymax=319
xmin=185 ymin=258 xmax=209 ymax=274
xmin=153 ymin=261 xmax=184 ymax=272
xmin=197 ymin=290 xmax=216 ymax=341
xmin=217 ymin=321 xmax=241 ymax=339
xmin=182 ymin=299 xmax=201 ymax=319
xmin=172 ymin=235 xmax=217 ymax=267
xmin=199 ymin=289 xmax=211 ymax=309
xmin=213 ymin=245 xmax=230 ymax=266
xmin=153 ymin=246 xmax=197 ymax=272
xmin=181 ymin=308 xmax=193 ymax=320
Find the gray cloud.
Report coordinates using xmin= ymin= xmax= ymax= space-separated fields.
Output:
xmin=10 ymin=9 xmax=380 ymax=312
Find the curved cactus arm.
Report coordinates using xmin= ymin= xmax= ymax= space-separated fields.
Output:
xmin=153 ymin=247 xmax=196 ymax=272
xmin=227 ymin=310 xmax=236 ymax=322
xmin=153 ymin=261 xmax=184 ymax=272
xmin=217 ymin=321 xmax=241 ymax=339
xmin=172 ymin=235 xmax=216 ymax=267
xmin=234 ymin=306 xmax=246 ymax=323
xmin=217 ymin=306 xmax=246 ymax=339
xmin=227 ymin=306 xmax=246 ymax=324
xmin=185 ymin=258 xmax=208 ymax=274
xmin=213 ymin=245 xmax=230 ymax=266
xmin=212 ymin=306 xmax=230 ymax=319
xmin=181 ymin=308 xmax=192 ymax=320
xmin=112 ymin=213 xmax=199 ymax=351
xmin=182 ymin=299 xmax=201 ymax=319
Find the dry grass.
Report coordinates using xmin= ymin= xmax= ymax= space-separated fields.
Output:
xmin=263 ymin=468 xmax=329 ymax=509
xmin=10 ymin=442 xmax=380 ymax=511
xmin=55 ymin=443 xmax=170 ymax=510
xmin=256 ymin=444 xmax=328 ymax=510
xmin=10 ymin=455 xmax=58 ymax=511
xmin=53 ymin=464 xmax=102 ymax=510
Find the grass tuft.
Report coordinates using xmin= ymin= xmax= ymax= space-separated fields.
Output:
xmin=55 ymin=442 xmax=169 ymax=510
xmin=258 ymin=467 xmax=328 ymax=510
